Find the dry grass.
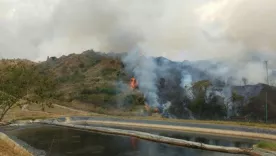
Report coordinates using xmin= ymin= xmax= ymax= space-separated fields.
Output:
xmin=3 ymin=103 xmax=276 ymax=130
xmin=76 ymin=120 xmax=276 ymax=141
xmin=151 ymin=118 xmax=276 ymax=129
xmin=98 ymin=115 xmax=276 ymax=129
xmin=0 ymin=139 xmax=31 ymax=156
xmin=61 ymin=101 xmax=276 ymax=129
xmin=2 ymin=103 xmax=98 ymax=122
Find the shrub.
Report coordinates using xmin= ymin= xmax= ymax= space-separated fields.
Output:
xmin=79 ymin=63 xmax=85 ymax=68
xmin=101 ymin=68 xmax=117 ymax=76
xmin=257 ymin=141 xmax=276 ymax=151
xmin=123 ymin=94 xmax=145 ymax=106
xmin=96 ymin=107 xmax=106 ymax=114
xmin=80 ymin=87 xmax=118 ymax=95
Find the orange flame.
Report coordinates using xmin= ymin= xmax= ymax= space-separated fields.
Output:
xmin=144 ymin=103 xmax=159 ymax=113
xmin=130 ymin=77 xmax=138 ymax=89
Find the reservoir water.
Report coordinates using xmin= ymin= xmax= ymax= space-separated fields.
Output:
xmin=4 ymin=125 xmax=251 ymax=156
xmin=82 ymin=124 xmax=258 ymax=148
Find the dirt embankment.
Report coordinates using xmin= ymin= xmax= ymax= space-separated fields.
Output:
xmin=0 ymin=132 xmax=32 ymax=156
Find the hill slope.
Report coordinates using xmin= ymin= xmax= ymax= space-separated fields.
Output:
xmin=1 ymin=50 xmax=276 ymax=122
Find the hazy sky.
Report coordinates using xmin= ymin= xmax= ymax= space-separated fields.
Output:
xmin=0 ymin=0 xmax=275 ymax=63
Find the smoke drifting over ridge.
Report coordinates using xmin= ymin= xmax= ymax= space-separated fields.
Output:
xmin=1 ymin=0 xmax=276 ymax=84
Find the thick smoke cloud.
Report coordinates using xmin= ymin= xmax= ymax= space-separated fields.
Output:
xmin=0 ymin=0 xmax=276 ymax=84
xmin=199 ymin=0 xmax=276 ymax=53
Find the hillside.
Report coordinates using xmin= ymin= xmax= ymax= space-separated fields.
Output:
xmin=36 ymin=50 xmax=145 ymax=114
xmin=1 ymin=50 xmax=276 ymax=122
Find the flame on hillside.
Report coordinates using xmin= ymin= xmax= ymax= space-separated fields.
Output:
xmin=130 ymin=77 xmax=138 ymax=89
xmin=129 ymin=77 xmax=161 ymax=115
xmin=145 ymin=103 xmax=159 ymax=113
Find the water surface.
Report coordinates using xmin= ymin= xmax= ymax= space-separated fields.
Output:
xmin=79 ymin=124 xmax=258 ymax=148
xmin=6 ymin=125 xmax=247 ymax=156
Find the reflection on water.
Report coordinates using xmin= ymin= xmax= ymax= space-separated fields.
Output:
xmin=159 ymin=132 xmax=256 ymax=148
xmin=6 ymin=125 xmax=247 ymax=156
xmin=84 ymin=124 xmax=258 ymax=149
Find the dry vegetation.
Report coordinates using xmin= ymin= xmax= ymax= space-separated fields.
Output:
xmin=3 ymin=103 xmax=276 ymax=130
xmin=1 ymin=103 xmax=99 ymax=122
xmin=97 ymin=114 xmax=276 ymax=129
xmin=0 ymin=139 xmax=31 ymax=156
xmin=0 ymin=133 xmax=32 ymax=156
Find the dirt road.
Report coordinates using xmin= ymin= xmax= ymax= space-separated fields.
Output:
xmin=68 ymin=116 xmax=276 ymax=136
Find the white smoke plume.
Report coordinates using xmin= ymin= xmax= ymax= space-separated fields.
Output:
xmin=0 ymin=0 xmax=276 ymax=84
xmin=122 ymin=50 xmax=160 ymax=107
xmin=180 ymin=71 xmax=193 ymax=99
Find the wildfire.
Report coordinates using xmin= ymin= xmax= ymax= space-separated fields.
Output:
xmin=130 ymin=77 xmax=138 ymax=89
xmin=129 ymin=77 xmax=160 ymax=115
xmin=144 ymin=103 xmax=159 ymax=113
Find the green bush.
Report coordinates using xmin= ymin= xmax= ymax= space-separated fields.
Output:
xmin=79 ymin=63 xmax=85 ymax=68
xmin=101 ymin=68 xmax=117 ymax=76
xmin=80 ymin=87 xmax=118 ymax=95
xmin=96 ymin=107 xmax=106 ymax=114
xmin=98 ymin=88 xmax=117 ymax=95
xmin=80 ymin=88 xmax=95 ymax=95
xmin=57 ymin=76 xmax=69 ymax=83
xmin=188 ymin=93 xmax=227 ymax=119
xmin=57 ymin=71 xmax=85 ymax=83
xmin=89 ymin=59 xmax=101 ymax=67
xmin=257 ymin=141 xmax=276 ymax=151
xmin=123 ymin=94 xmax=145 ymax=106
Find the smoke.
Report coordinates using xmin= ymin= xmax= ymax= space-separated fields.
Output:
xmin=0 ymin=0 xmax=276 ymax=84
xmin=199 ymin=0 xmax=276 ymax=53
xmin=180 ymin=72 xmax=192 ymax=88
xmin=180 ymin=71 xmax=193 ymax=99
xmin=122 ymin=50 xmax=160 ymax=107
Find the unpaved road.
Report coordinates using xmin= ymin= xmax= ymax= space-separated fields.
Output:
xmin=67 ymin=116 xmax=276 ymax=136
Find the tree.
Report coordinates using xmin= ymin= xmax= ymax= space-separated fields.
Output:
xmin=0 ymin=62 xmax=32 ymax=121
xmin=242 ymin=77 xmax=248 ymax=86
xmin=231 ymin=91 xmax=244 ymax=116
xmin=224 ymin=96 xmax=233 ymax=118
xmin=0 ymin=61 xmax=57 ymax=121
xmin=25 ymin=67 xmax=57 ymax=111
xmin=192 ymin=80 xmax=211 ymax=95
xmin=188 ymin=80 xmax=212 ymax=118
xmin=202 ymin=93 xmax=227 ymax=119
xmin=0 ymin=91 xmax=17 ymax=121
xmin=188 ymin=92 xmax=205 ymax=118
xmin=188 ymin=80 xmax=228 ymax=119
